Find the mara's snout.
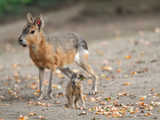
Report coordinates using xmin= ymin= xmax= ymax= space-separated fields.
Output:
xmin=18 ymin=36 xmax=27 ymax=47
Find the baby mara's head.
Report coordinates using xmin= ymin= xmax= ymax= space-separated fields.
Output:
xmin=71 ymin=73 xmax=85 ymax=88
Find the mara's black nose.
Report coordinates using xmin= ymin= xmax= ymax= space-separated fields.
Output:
xmin=18 ymin=39 xmax=23 ymax=45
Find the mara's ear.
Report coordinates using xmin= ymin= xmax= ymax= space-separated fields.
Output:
xmin=34 ymin=14 xmax=44 ymax=30
xmin=26 ymin=13 xmax=34 ymax=24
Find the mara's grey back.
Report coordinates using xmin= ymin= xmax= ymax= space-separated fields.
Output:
xmin=47 ymin=32 xmax=88 ymax=52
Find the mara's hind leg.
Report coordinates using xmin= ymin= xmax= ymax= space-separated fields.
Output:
xmin=59 ymin=67 xmax=74 ymax=79
xmin=75 ymin=40 xmax=98 ymax=94
xmin=75 ymin=50 xmax=98 ymax=94
xmin=77 ymin=61 xmax=98 ymax=95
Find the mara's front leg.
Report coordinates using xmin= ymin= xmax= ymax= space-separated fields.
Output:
xmin=38 ymin=68 xmax=45 ymax=100
xmin=39 ymin=68 xmax=53 ymax=100
xmin=47 ymin=70 xmax=53 ymax=99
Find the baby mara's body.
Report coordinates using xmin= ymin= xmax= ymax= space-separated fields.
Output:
xmin=66 ymin=73 xmax=86 ymax=109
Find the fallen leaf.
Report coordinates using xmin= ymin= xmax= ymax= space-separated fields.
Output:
xmin=101 ymin=66 xmax=112 ymax=71
xmin=150 ymin=88 xmax=155 ymax=92
xmin=125 ymin=55 xmax=131 ymax=59
xmin=18 ymin=115 xmax=28 ymax=120
xmin=28 ymin=112 xmax=37 ymax=116
xmin=113 ymin=100 xmax=119 ymax=106
xmin=117 ymin=68 xmax=121 ymax=73
xmin=154 ymin=93 xmax=160 ymax=97
xmin=139 ymin=96 xmax=147 ymax=101
xmin=124 ymin=74 xmax=129 ymax=78
xmin=28 ymin=101 xmax=52 ymax=107
xmin=131 ymin=71 xmax=137 ymax=76
xmin=128 ymin=107 xmax=136 ymax=114
xmin=52 ymin=84 xmax=61 ymax=89
xmin=112 ymin=111 xmax=122 ymax=118
xmin=100 ymin=74 xmax=106 ymax=78
xmin=151 ymin=101 xmax=160 ymax=107
xmin=105 ymin=97 xmax=111 ymax=102
xmin=38 ymin=115 xmax=46 ymax=120
xmin=33 ymin=89 xmax=40 ymax=96
xmin=118 ymin=92 xmax=128 ymax=97
xmin=88 ymin=108 xmax=93 ymax=112
xmin=12 ymin=64 xmax=18 ymax=69
xmin=122 ymin=82 xmax=131 ymax=86
xmin=144 ymin=112 xmax=152 ymax=117
xmin=106 ymin=77 xmax=111 ymax=80
xmin=100 ymin=101 xmax=106 ymax=105
xmin=13 ymin=72 xmax=21 ymax=83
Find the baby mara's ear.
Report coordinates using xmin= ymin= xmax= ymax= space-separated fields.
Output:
xmin=34 ymin=14 xmax=45 ymax=30
xmin=71 ymin=73 xmax=77 ymax=80
xmin=79 ymin=74 xmax=86 ymax=81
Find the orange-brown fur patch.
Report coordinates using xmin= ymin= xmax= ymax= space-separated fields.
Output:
xmin=28 ymin=32 xmax=76 ymax=71
xmin=83 ymin=53 xmax=88 ymax=61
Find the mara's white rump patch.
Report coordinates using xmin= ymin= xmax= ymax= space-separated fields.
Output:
xmin=74 ymin=49 xmax=89 ymax=64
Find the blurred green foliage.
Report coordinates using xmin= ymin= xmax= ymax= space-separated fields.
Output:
xmin=0 ymin=0 xmax=32 ymax=14
xmin=0 ymin=0 xmax=72 ymax=16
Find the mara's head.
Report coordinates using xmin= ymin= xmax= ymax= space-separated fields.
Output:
xmin=18 ymin=13 xmax=44 ymax=47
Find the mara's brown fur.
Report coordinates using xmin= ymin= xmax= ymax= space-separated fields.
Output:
xmin=29 ymin=36 xmax=76 ymax=70
xmin=18 ymin=13 xmax=98 ymax=100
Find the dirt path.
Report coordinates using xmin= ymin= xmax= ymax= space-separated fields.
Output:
xmin=1 ymin=6 xmax=160 ymax=120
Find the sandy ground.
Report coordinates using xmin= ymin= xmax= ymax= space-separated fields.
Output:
xmin=1 ymin=6 xmax=160 ymax=120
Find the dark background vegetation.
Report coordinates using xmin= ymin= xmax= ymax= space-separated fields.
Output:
xmin=0 ymin=0 xmax=76 ymax=23
xmin=1 ymin=0 xmax=160 ymax=24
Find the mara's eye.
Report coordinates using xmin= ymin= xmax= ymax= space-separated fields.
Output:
xmin=30 ymin=30 xmax=35 ymax=34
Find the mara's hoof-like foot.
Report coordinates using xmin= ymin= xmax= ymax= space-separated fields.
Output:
xmin=75 ymin=104 xmax=80 ymax=109
xmin=47 ymin=93 xmax=53 ymax=100
xmin=88 ymin=90 xmax=98 ymax=96
xmin=38 ymin=93 xmax=53 ymax=100
xmin=38 ymin=94 xmax=45 ymax=100
xmin=65 ymin=104 xmax=74 ymax=109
